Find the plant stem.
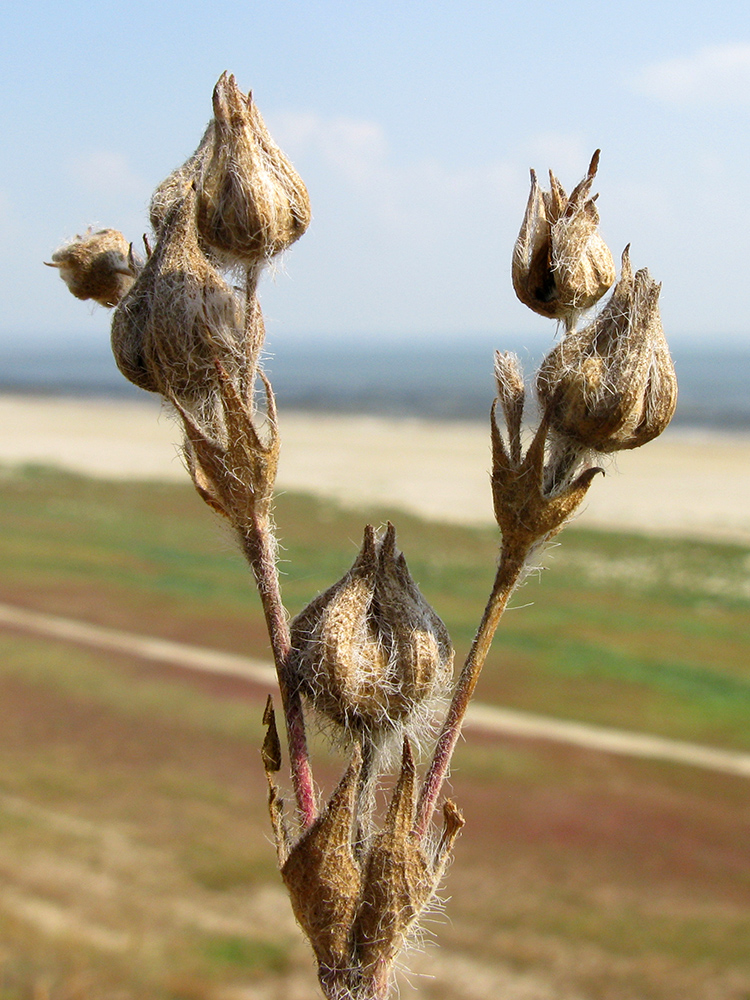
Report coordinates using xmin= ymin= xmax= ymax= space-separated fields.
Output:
xmin=241 ymin=516 xmax=317 ymax=830
xmin=243 ymin=266 xmax=265 ymax=390
xmin=415 ymin=542 xmax=528 ymax=837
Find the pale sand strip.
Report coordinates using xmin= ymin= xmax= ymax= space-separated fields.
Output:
xmin=1 ymin=394 xmax=749 ymax=543
xmin=2 ymin=601 xmax=749 ymax=778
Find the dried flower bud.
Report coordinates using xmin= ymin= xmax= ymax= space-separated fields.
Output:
xmin=536 ymin=247 xmax=678 ymax=452
xmin=194 ymin=72 xmax=311 ymax=266
xmin=289 ymin=524 xmax=453 ymax=737
xmin=111 ymin=185 xmax=245 ymax=399
xmin=512 ymin=150 xmax=615 ymax=323
xmin=45 ymin=229 xmax=137 ymax=307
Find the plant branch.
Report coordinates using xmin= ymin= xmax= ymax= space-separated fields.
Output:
xmin=415 ymin=541 xmax=528 ymax=837
xmin=240 ymin=515 xmax=317 ymax=830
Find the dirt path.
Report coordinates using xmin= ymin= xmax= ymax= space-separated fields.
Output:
xmin=2 ymin=601 xmax=748 ymax=779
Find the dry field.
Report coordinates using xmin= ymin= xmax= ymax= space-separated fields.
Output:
xmin=0 ymin=468 xmax=748 ymax=1000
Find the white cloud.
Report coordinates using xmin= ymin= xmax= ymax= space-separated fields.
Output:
xmin=67 ymin=150 xmax=150 ymax=198
xmin=633 ymin=43 xmax=750 ymax=106
xmin=270 ymin=112 xmax=389 ymax=187
xmin=269 ymin=110 xmax=584 ymax=228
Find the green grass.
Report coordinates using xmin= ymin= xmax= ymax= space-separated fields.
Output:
xmin=0 ymin=465 xmax=748 ymax=750
xmin=199 ymin=934 xmax=290 ymax=974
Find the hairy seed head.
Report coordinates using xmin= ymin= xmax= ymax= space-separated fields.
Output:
xmin=194 ymin=72 xmax=311 ymax=268
xmin=46 ymin=229 xmax=137 ymax=307
xmin=536 ymin=246 xmax=677 ymax=452
xmin=512 ymin=150 xmax=615 ymax=324
xmin=111 ymin=185 xmax=245 ymax=401
xmin=289 ymin=524 xmax=453 ymax=739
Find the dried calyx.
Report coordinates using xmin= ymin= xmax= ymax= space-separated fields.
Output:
xmin=289 ymin=523 xmax=453 ymax=741
xmin=491 ymin=351 xmax=603 ymax=556
xmin=176 ymin=361 xmax=280 ymax=529
xmin=194 ymin=72 xmax=311 ymax=268
xmin=264 ymin=699 xmax=464 ymax=999
xmin=111 ymin=185 xmax=246 ymax=405
xmin=45 ymin=228 xmax=139 ymax=307
xmin=536 ymin=246 xmax=677 ymax=453
xmin=512 ymin=150 xmax=615 ymax=326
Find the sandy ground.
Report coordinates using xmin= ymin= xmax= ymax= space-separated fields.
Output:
xmin=1 ymin=393 xmax=749 ymax=543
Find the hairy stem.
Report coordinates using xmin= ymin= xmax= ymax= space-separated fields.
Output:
xmin=415 ymin=542 xmax=528 ymax=837
xmin=243 ymin=265 xmax=266 ymax=389
xmin=241 ymin=515 xmax=317 ymax=830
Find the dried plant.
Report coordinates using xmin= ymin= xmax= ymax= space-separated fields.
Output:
xmin=48 ymin=74 xmax=677 ymax=999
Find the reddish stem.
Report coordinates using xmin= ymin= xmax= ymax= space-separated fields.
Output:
xmin=416 ymin=543 xmax=527 ymax=837
xmin=241 ymin=518 xmax=316 ymax=829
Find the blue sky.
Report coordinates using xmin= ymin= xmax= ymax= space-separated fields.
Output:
xmin=2 ymin=0 xmax=749 ymax=349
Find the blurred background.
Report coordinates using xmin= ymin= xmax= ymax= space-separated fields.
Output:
xmin=0 ymin=2 xmax=748 ymax=999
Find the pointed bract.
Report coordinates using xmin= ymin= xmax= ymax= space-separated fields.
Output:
xmin=281 ymin=748 xmax=363 ymax=979
xmin=491 ymin=411 xmax=603 ymax=554
xmin=353 ymin=740 xmax=463 ymax=993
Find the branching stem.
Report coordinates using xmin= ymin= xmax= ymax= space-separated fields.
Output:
xmin=241 ymin=516 xmax=317 ymax=830
xmin=416 ymin=541 xmax=528 ymax=837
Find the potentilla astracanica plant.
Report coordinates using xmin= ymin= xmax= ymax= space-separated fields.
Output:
xmin=47 ymin=72 xmax=677 ymax=1000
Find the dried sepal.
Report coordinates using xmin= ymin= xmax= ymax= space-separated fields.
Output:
xmin=491 ymin=410 xmax=602 ymax=556
xmin=262 ymin=698 xmax=291 ymax=868
xmin=111 ymin=185 xmax=246 ymax=401
xmin=261 ymin=695 xmax=283 ymax=773
xmin=289 ymin=524 xmax=453 ymax=738
xmin=353 ymin=741 xmax=463 ymax=991
xmin=45 ymin=228 xmax=138 ymax=307
xmin=281 ymin=747 xmax=363 ymax=982
xmin=434 ymin=798 xmax=465 ymax=873
xmin=267 ymin=779 xmax=290 ymax=869
xmin=493 ymin=351 xmax=526 ymax=466
xmin=176 ymin=362 xmax=280 ymax=527
xmin=195 ymin=72 xmax=311 ymax=267
xmin=537 ymin=247 xmax=678 ymax=452
xmin=512 ymin=151 xmax=615 ymax=324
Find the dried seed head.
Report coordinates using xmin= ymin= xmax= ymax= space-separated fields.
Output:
xmin=512 ymin=151 xmax=615 ymax=324
xmin=289 ymin=524 xmax=453 ymax=738
xmin=45 ymin=228 xmax=137 ymax=307
xmin=536 ymin=247 xmax=678 ymax=452
xmin=111 ymin=184 xmax=245 ymax=401
xmin=194 ymin=72 xmax=311 ymax=268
